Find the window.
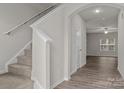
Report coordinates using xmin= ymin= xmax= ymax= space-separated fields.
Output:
xmin=100 ymin=38 xmax=115 ymax=51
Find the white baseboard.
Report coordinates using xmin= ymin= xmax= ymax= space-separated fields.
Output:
xmin=87 ymin=55 xmax=118 ymax=57
xmin=118 ymin=66 xmax=124 ymax=78
xmin=64 ymin=76 xmax=71 ymax=81
xmin=5 ymin=40 xmax=32 ymax=72
xmin=0 ymin=69 xmax=6 ymax=74
xmin=31 ymin=76 xmax=44 ymax=89
xmin=32 ymin=77 xmax=64 ymax=89
xmin=50 ymin=78 xmax=64 ymax=89
xmin=32 ymin=74 xmax=64 ymax=89
xmin=80 ymin=63 xmax=86 ymax=68
xmin=70 ymin=68 xmax=77 ymax=75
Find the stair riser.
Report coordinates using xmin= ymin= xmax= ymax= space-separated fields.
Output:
xmin=18 ymin=60 xmax=32 ymax=66
xmin=7 ymin=48 xmax=32 ymax=84
xmin=21 ymin=84 xmax=33 ymax=89
xmin=8 ymin=67 xmax=31 ymax=78
xmin=24 ymin=50 xmax=32 ymax=56
xmin=17 ymin=57 xmax=32 ymax=66
xmin=17 ymin=82 xmax=33 ymax=89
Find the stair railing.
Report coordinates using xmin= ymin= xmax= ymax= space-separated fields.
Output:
xmin=1 ymin=4 xmax=60 ymax=36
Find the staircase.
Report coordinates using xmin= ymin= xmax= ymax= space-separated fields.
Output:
xmin=0 ymin=4 xmax=60 ymax=89
xmin=0 ymin=46 xmax=33 ymax=89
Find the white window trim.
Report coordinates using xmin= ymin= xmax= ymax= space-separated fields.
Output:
xmin=100 ymin=38 xmax=116 ymax=51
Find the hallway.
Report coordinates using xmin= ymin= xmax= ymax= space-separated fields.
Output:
xmin=55 ymin=56 xmax=124 ymax=89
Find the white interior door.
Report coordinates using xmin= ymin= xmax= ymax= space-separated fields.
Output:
xmin=81 ymin=19 xmax=87 ymax=68
xmin=70 ymin=14 xmax=86 ymax=75
xmin=76 ymin=31 xmax=81 ymax=69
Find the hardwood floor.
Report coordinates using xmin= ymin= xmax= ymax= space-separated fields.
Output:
xmin=55 ymin=56 xmax=124 ymax=89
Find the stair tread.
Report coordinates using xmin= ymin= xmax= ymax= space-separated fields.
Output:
xmin=9 ymin=63 xmax=31 ymax=70
xmin=24 ymin=49 xmax=32 ymax=55
xmin=25 ymin=49 xmax=32 ymax=52
xmin=7 ymin=46 xmax=32 ymax=88
xmin=18 ymin=55 xmax=32 ymax=59
xmin=0 ymin=73 xmax=33 ymax=89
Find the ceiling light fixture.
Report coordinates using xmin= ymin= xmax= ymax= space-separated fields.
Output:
xmin=95 ymin=9 xmax=100 ymax=13
xmin=104 ymin=31 xmax=108 ymax=34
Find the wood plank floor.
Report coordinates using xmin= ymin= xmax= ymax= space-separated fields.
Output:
xmin=55 ymin=56 xmax=124 ymax=89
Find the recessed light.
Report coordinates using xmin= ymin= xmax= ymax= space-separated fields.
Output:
xmin=104 ymin=31 xmax=108 ymax=34
xmin=95 ymin=9 xmax=100 ymax=13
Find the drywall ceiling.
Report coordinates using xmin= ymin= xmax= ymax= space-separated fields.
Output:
xmin=79 ymin=5 xmax=120 ymax=33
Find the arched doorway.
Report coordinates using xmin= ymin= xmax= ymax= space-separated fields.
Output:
xmin=64 ymin=3 xmax=124 ymax=82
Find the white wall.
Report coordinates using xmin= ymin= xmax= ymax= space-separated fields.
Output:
xmin=118 ymin=10 xmax=124 ymax=77
xmin=31 ymin=6 xmax=65 ymax=88
xmin=87 ymin=32 xmax=118 ymax=57
xmin=0 ymin=4 xmax=53 ymax=73
xmin=70 ymin=14 xmax=86 ymax=75
xmin=0 ymin=4 xmax=53 ymax=34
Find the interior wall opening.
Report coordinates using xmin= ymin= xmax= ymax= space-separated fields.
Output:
xmin=70 ymin=4 xmax=121 ymax=80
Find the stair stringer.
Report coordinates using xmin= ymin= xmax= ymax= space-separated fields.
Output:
xmin=5 ymin=40 xmax=32 ymax=72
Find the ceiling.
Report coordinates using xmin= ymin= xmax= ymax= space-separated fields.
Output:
xmin=79 ymin=5 xmax=120 ymax=33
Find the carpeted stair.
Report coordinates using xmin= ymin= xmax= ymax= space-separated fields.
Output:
xmin=0 ymin=47 xmax=33 ymax=89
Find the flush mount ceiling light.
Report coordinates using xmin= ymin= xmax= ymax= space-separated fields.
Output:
xmin=104 ymin=28 xmax=108 ymax=34
xmin=95 ymin=9 xmax=100 ymax=13
xmin=104 ymin=31 xmax=108 ymax=34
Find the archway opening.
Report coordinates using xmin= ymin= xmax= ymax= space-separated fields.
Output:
xmin=63 ymin=3 xmax=124 ymax=89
